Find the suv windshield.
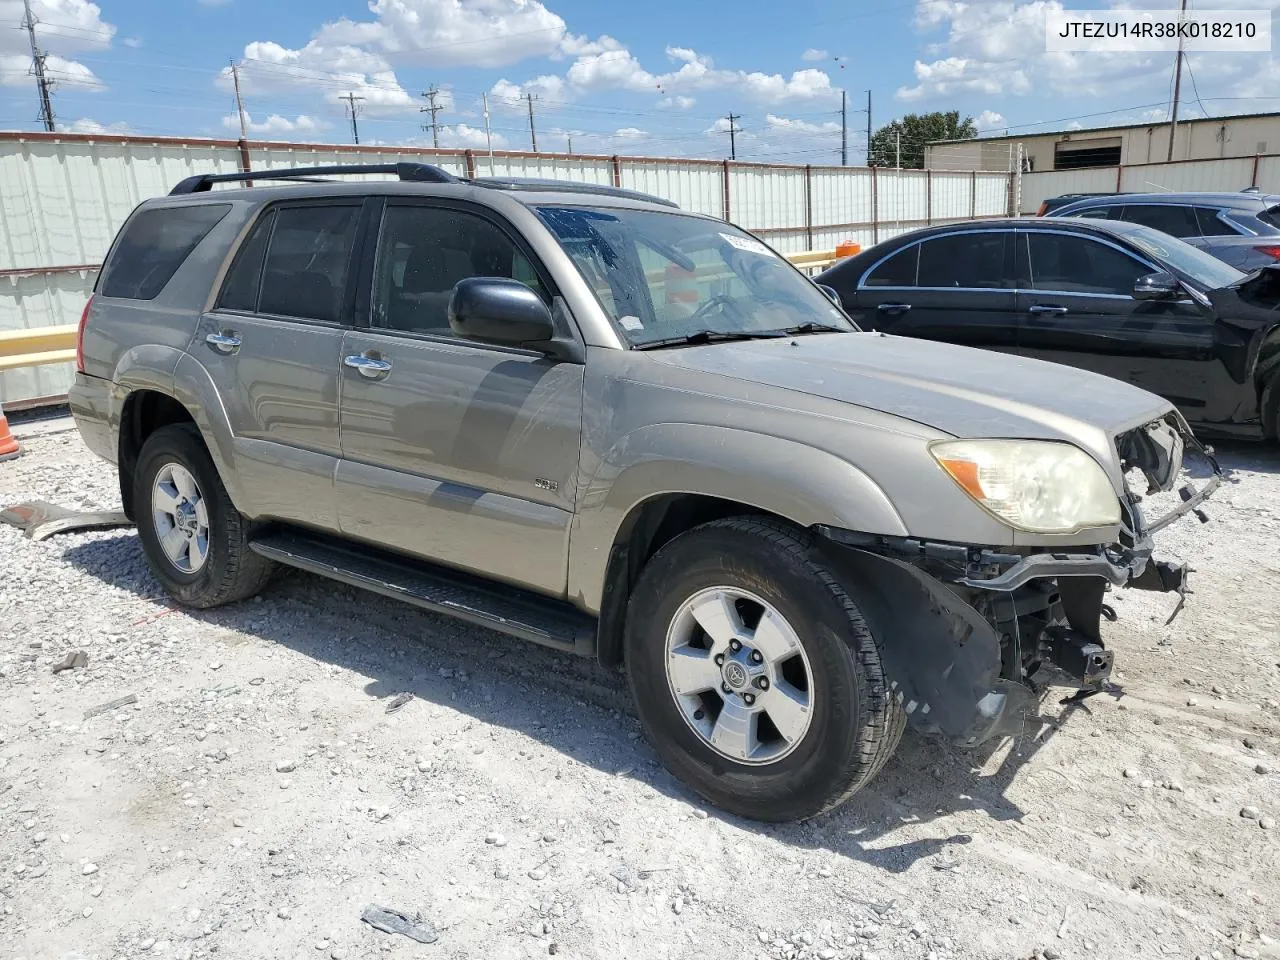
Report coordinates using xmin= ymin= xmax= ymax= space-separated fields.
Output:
xmin=536 ymin=205 xmax=854 ymax=347
xmin=1104 ymin=220 xmax=1245 ymax=290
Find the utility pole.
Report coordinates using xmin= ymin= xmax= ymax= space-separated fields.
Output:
xmin=419 ymin=87 xmax=442 ymax=149
xmin=21 ymin=0 xmax=55 ymax=132
xmin=481 ymin=92 xmax=495 ymax=172
xmin=723 ymin=112 xmax=742 ymax=160
xmin=895 ymin=130 xmax=901 ymax=169
xmin=340 ymin=93 xmax=364 ymax=145
xmin=866 ymin=89 xmax=873 ymax=166
xmin=230 ymin=60 xmax=249 ymax=140
xmin=567 ymin=135 xmax=573 ymax=155
xmin=526 ymin=93 xmax=538 ymax=152
xmin=841 ymin=90 xmax=847 ymax=166
xmin=1167 ymin=0 xmax=1188 ymax=162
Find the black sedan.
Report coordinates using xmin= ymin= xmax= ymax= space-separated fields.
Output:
xmin=817 ymin=218 xmax=1280 ymax=440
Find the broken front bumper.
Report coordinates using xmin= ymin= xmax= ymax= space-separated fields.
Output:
xmin=817 ymin=414 xmax=1222 ymax=746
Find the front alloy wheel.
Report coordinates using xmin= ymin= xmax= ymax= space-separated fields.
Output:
xmin=626 ymin=516 xmax=905 ymax=822
xmin=665 ymin=587 xmax=814 ymax=765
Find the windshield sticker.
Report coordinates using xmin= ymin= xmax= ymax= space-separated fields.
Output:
xmin=720 ymin=233 xmax=776 ymax=257
xmin=619 ymin=315 xmax=645 ymax=331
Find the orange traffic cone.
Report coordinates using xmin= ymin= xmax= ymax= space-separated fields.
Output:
xmin=0 ymin=409 xmax=20 ymax=462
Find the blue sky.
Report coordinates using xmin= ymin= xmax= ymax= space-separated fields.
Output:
xmin=1 ymin=0 xmax=1278 ymax=163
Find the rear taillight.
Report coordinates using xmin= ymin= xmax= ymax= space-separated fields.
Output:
xmin=1036 ymin=202 xmax=1049 ymax=216
xmin=75 ymin=296 xmax=93 ymax=373
xmin=1254 ymin=245 xmax=1280 ymax=261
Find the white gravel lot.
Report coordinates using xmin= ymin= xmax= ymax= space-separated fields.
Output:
xmin=2 ymin=414 xmax=1279 ymax=960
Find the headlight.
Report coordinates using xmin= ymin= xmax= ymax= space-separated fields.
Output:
xmin=931 ymin=439 xmax=1120 ymax=533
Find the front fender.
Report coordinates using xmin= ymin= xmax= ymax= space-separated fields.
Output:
xmin=568 ymin=422 xmax=909 ymax=611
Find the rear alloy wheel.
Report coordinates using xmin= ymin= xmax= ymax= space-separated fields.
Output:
xmin=625 ymin=516 xmax=905 ymax=822
xmin=134 ymin=424 xmax=274 ymax=608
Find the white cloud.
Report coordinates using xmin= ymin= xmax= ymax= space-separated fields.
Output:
xmin=0 ymin=0 xmax=114 ymax=91
xmin=765 ymin=113 xmax=841 ymax=134
xmin=488 ymin=74 xmax=566 ymax=108
xmin=658 ymin=95 xmax=696 ymax=109
xmin=220 ymin=40 xmax=415 ymax=112
xmin=122 ymin=36 xmax=142 ymax=48
xmin=613 ymin=126 xmax=646 ymax=139
xmin=802 ymin=48 xmax=828 ymax=61
xmin=222 ymin=112 xmax=325 ymax=135
xmin=314 ymin=0 xmax=567 ymax=68
xmin=438 ymin=123 xmax=507 ymax=149
xmin=504 ymin=40 xmax=841 ymax=106
xmin=975 ymin=108 xmax=1005 ymax=132
xmin=59 ymin=117 xmax=131 ymax=134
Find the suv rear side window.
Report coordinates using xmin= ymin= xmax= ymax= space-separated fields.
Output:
xmin=217 ymin=211 xmax=275 ymax=312
xmin=1117 ymin=204 xmax=1200 ymax=238
xmin=258 ymin=205 xmax=360 ymax=323
xmin=1193 ymin=207 xmax=1239 ymax=236
xmin=918 ymin=232 xmax=1007 ymax=288
xmin=100 ymin=204 xmax=230 ymax=300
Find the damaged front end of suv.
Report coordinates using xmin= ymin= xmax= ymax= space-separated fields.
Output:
xmin=816 ymin=412 xmax=1220 ymax=746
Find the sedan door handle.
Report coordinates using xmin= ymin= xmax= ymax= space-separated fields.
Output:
xmin=877 ymin=302 xmax=912 ymax=315
xmin=205 ymin=332 xmax=241 ymax=354
xmin=1028 ymin=305 xmax=1069 ymax=315
xmin=344 ymin=354 xmax=393 ymax=379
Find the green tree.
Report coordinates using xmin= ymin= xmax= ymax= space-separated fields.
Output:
xmin=868 ymin=110 xmax=977 ymax=168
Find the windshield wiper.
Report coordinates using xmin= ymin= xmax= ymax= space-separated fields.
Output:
xmin=633 ymin=329 xmax=788 ymax=351
xmin=769 ymin=322 xmax=848 ymax=336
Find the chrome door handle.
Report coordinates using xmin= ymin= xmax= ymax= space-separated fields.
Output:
xmin=344 ymin=354 xmax=392 ymax=379
xmin=1028 ymin=305 xmax=1068 ymax=315
xmin=205 ymin=332 xmax=241 ymax=354
xmin=877 ymin=302 xmax=912 ymax=314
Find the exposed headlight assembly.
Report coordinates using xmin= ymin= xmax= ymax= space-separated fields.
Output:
xmin=931 ymin=439 xmax=1120 ymax=534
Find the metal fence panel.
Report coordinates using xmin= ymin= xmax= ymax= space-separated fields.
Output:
xmin=1119 ymin=158 xmax=1255 ymax=194
xmin=0 ymin=269 xmax=94 ymax=403
xmin=928 ymin=171 xmax=975 ymax=220
xmin=482 ymin=154 xmax=614 ymax=184
xmin=1256 ymin=156 xmax=1280 ymax=193
xmin=620 ymin=160 xmax=724 ymax=217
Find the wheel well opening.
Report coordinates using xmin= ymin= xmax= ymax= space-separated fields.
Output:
xmin=118 ymin=391 xmax=195 ymax=519
xmin=595 ymin=494 xmax=767 ymax=670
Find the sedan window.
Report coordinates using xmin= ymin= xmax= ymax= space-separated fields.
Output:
xmin=917 ymin=232 xmax=1008 ymax=288
xmin=1025 ymin=233 xmax=1150 ymax=296
xmin=864 ymin=244 xmax=919 ymax=286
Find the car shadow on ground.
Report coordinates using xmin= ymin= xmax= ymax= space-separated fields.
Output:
xmin=60 ymin=531 xmax=1094 ymax=876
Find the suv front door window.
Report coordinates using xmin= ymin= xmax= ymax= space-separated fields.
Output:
xmin=336 ymin=201 xmax=584 ymax=595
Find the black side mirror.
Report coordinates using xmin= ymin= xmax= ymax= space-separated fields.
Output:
xmin=1133 ymin=271 xmax=1181 ymax=300
xmin=449 ymin=278 xmax=555 ymax=345
xmin=816 ymin=283 xmax=842 ymax=307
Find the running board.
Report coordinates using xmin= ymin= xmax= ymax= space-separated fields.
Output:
xmin=249 ymin=529 xmax=597 ymax=655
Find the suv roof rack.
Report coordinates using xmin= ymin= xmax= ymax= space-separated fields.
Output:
xmin=168 ymin=162 xmax=459 ymax=196
xmin=470 ymin=177 xmax=679 ymax=208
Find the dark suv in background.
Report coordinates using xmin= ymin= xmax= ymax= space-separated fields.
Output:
xmin=1049 ymin=190 xmax=1280 ymax=271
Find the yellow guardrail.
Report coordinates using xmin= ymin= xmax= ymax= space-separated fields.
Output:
xmin=0 ymin=249 xmax=850 ymax=374
xmin=0 ymin=324 xmax=77 ymax=372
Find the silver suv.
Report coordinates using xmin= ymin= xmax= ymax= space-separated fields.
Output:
xmin=70 ymin=163 xmax=1218 ymax=821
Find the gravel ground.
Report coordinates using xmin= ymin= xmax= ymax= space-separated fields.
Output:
xmin=2 ymin=414 xmax=1279 ymax=960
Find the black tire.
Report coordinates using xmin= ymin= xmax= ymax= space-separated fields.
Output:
xmin=625 ymin=516 xmax=905 ymax=822
xmin=133 ymin=423 xmax=274 ymax=609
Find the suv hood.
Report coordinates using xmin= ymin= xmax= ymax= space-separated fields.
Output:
xmin=649 ymin=332 xmax=1174 ymax=476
